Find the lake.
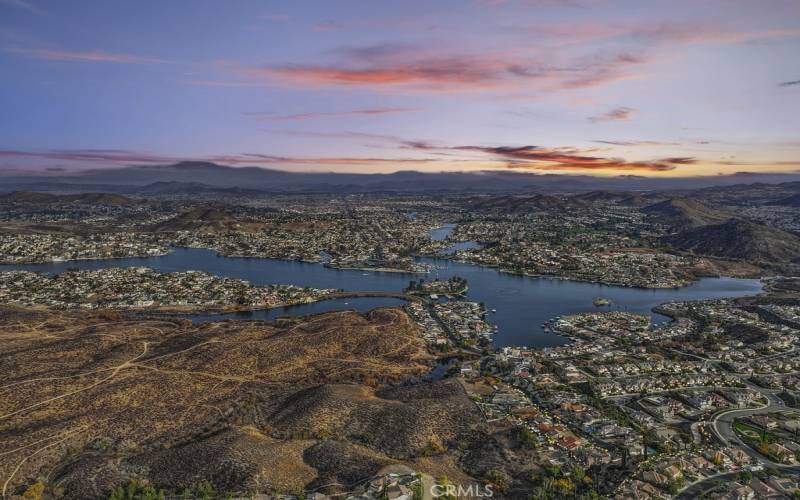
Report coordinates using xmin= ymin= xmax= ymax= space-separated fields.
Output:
xmin=0 ymin=225 xmax=762 ymax=347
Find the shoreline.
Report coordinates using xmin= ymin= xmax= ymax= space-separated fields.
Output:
xmin=1 ymin=245 xmax=763 ymax=291
xmin=4 ymin=291 xmax=418 ymax=317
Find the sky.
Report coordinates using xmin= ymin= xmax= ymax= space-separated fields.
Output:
xmin=0 ymin=0 xmax=799 ymax=177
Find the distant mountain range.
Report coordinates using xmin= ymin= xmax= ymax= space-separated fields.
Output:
xmin=3 ymin=161 xmax=800 ymax=193
xmin=0 ymin=191 xmax=133 ymax=205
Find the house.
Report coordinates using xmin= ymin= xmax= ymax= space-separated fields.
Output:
xmin=642 ymin=470 xmax=668 ymax=486
xmin=653 ymin=427 xmax=678 ymax=442
xmin=660 ymin=465 xmax=683 ymax=482
xmin=726 ymin=485 xmax=755 ymax=500
xmin=725 ymin=447 xmax=750 ymax=465
xmin=689 ymin=455 xmax=716 ymax=474
xmin=617 ymin=480 xmax=668 ymax=499
xmin=386 ymin=484 xmax=412 ymax=500
xmin=685 ymin=392 xmax=716 ymax=410
xmin=781 ymin=419 xmax=800 ymax=433
xmin=725 ymin=389 xmax=755 ymax=407
xmin=748 ymin=478 xmax=777 ymax=498
xmin=768 ymin=443 xmax=794 ymax=463
xmin=767 ymin=476 xmax=799 ymax=496
xmin=557 ymin=435 xmax=581 ymax=450
xmin=752 ymin=415 xmax=778 ymax=430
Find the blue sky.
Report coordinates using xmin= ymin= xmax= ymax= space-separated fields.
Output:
xmin=1 ymin=0 xmax=799 ymax=176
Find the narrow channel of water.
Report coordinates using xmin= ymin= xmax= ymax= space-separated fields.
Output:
xmin=187 ymin=297 xmax=407 ymax=323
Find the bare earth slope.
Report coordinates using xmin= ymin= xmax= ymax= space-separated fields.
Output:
xmin=0 ymin=307 xmax=484 ymax=498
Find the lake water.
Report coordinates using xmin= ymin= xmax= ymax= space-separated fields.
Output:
xmin=0 ymin=226 xmax=763 ymax=347
xmin=186 ymin=297 xmax=408 ymax=323
xmin=431 ymin=223 xmax=483 ymax=255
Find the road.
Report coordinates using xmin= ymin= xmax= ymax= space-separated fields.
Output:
xmin=662 ymin=352 xmax=800 ymax=497
xmin=668 ymin=348 xmax=797 ymax=467
xmin=709 ymin=380 xmax=796 ymax=470
xmin=677 ymin=467 xmax=800 ymax=499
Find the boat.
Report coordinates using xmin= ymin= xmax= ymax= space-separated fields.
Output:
xmin=490 ymin=308 xmax=497 ymax=313
xmin=593 ymin=297 xmax=611 ymax=307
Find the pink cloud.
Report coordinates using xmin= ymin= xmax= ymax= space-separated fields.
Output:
xmin=237 ymin=22 xmax=798 ymax=94
xmin=248 ymin=58 xmax=502 ymax=89
xmin=244 ymin=46 xmax=645 ymax=93
xmin=588 ymin=106 xmax=636 ymax=123
xmin=403 ymin=142 xmax=690 ymax=172
xmin=314 ymin=21 xmax=340 ymax=31
xmin=244 ymin=107 xmax=420 ymax=121
xmin=5 ymin=47 xmax=167 ymax=64
xmin=593 ymin=140 xmax=680 ymax=147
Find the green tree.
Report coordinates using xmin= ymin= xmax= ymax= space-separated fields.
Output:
xmin=410 ymin=481 xmax=424 ymax=500
xmin=194 ymin=481 xmax=216 ymax=500
xmin=126 ymin=481 xmax=138 ymax=500
xmin=571 ymin=465 xmax=586 ymax=483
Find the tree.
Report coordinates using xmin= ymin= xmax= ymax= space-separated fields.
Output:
xmin=434 ymin=476 xmax=456 ymax=500
xmin=126 ymin=481 xmax=138 ymax=500
xmin=484 ymin=469 xmax=510 ymax=494
xmin=194 ymin=481 xmax=216 ymax=500
xmin=519 ymin=426 xmax=539 ymax=449
xmin=528 ymin=486 xmax=547 ymax=500
xmin=410 ymin=481 xmax=424 ymax=500
xmin=22 ymin=482 xmax=45 ymax=500
xmin=571 ymin=465 xmax=586 ymax=483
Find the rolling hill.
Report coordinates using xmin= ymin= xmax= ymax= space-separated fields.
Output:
xmin=150 ymin=207 xmax=238 ymax=232
xmin=642 ymin=198 xmax=730 ymax=228
xmin=767 ymin=193 xmax=800 ymax=207
xmin=466 ymin=194 xmax=582 ymax=211
xmin=664 ymin=218 xmax=800 ymax=265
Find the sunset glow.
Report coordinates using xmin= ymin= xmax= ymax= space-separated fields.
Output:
xmin=1 ymin=0 xmax=798 ymax=177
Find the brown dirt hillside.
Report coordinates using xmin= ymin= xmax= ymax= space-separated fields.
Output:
xmin=0 ymin=306 xmax=456 ymax=499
